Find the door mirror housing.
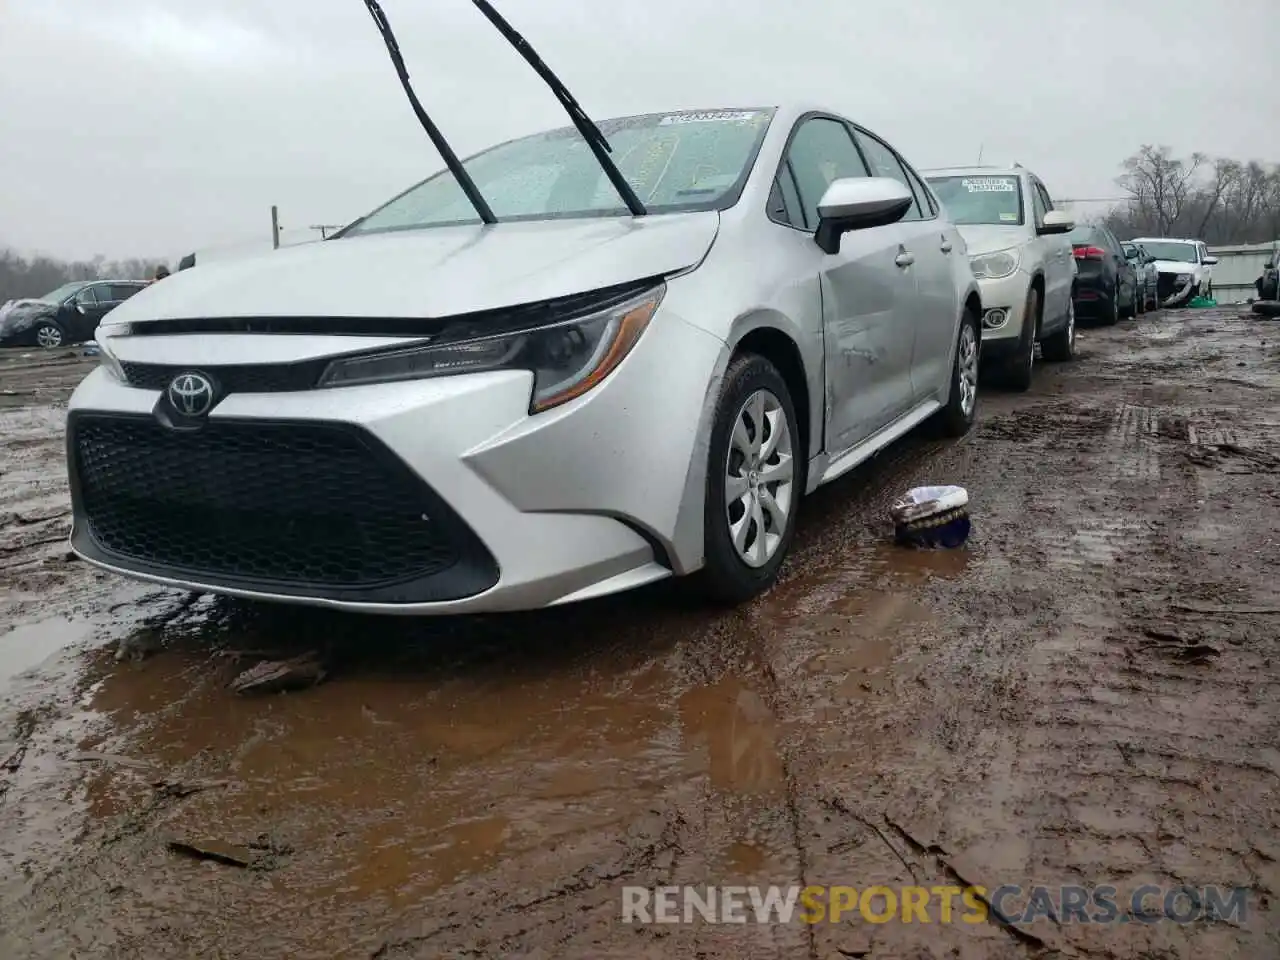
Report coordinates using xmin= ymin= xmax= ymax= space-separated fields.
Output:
xmin=1265 ymin=260 xmax=1276 ymax=270
xmin=75 ymin=304 xmax=87 ymax=315
xmin=1202 ymin=255 xmax=1219 ymax=265
xmin=814 ymin=177 xmax=913 ymax=255
xmin=1037 ymin=210 xmax=1074 ymax=235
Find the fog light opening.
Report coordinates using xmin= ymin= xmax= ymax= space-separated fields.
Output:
xmin=982 ymin=308 xmax=1009 ymax=330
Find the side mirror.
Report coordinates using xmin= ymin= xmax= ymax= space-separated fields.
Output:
xmin=1202 ymin=255 xmax=1219 ymax=265
xmin=814 ymin=177 xmax=913 ymax=255
xmin=1265 ymin=261 xmax=1276 ymax=270
xmin=76 ymin=304 xmax=87 ymax=315
xmin=1037 ymin=210 xmax=1075 ymax=235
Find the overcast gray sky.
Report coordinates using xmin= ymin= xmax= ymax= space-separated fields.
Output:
xmin=2 ymin=0 xmax=1277 ymax=261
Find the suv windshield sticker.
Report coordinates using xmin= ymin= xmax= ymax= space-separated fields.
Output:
xmin=962 ymin=177 xmax=1017 ymax=193
xmin=659 ymin=110 xmax=762 ymax=126
xmin=999 ymin=212 xmax=1018 ymax=221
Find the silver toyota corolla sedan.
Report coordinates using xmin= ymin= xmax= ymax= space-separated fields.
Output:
xmin=65 ymin=4 xmax=982 ymax=616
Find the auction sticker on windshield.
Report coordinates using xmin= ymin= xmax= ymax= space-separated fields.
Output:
xmin=659 ymin=111 xmax=763 ymax=125
xmin=962 ymin=177 xmax=1017 ymax=192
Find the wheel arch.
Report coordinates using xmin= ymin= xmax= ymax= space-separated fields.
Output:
xmin=667 ymin=311 xmax=820 ymax=576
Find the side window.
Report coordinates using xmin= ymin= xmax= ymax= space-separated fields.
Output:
xmin=1029 ymin=181 xmax=1048 ymax=227
xmin=767 ymin=170 xmax=804 ymax=227
xmin=849 ymin=129 xmax=925 ymax=222
xmin=110 ymin=284 xmax=141 ymax=301
xmin=1035 ymin=181 xmax=1055 ymax=211
xmin=74 ymin=286 xmax=99 ymax=305
xmin=902 ymin=163 xmax=937 ymax=218
xmin=783 ymin=118 xmax=870 ymax=232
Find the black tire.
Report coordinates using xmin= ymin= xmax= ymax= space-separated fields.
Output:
xmin=1001 ymin=286 xmax=1038 ymax=392
xmin=34 ymin=320 xmax=66 ymax=348
xmin=937 ymin=307 xmax=980 ymax=437
xmin=1135 ymin=284 xmax=1146 ymax=315
xmin=695 ymin=353 xmax=803 ymax=605
xmin=1041 ymin=296 xmax=1076 ymax=362
xmin=1119 ymin=280 xmax=1136 ymax=319
xmin=1100 ymin=288 xmax=1120 ymax=326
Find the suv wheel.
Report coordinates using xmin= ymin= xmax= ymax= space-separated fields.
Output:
xmin=1041 ymin=297 xmax=1076 ymax=362
xmin=35 ymin=321 xmax=65 ymax=348
xmin=696 ymin=354 xmax=802 ymax=605
xmin=1002 ymin=287 xmax=1038 ymax=392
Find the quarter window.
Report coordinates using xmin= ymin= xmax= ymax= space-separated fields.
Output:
xmin=783 ymin=118 xmax=870 ymax=231
xmin=850 ymin=129 xmax=924 ymax=222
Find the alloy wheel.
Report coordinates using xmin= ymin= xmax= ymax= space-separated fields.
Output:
xmin=724 ymin=389 xmax=795 ymax=569
xmin=36 ymin=324 xmax=63 ymax=348
xmin=958 ymin=322 xmax=978 ymax=417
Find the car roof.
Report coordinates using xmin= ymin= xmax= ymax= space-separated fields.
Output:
xmin=919 ymin=165 xmax=1027 ymax=178
xmin=1131 ymin=237 xmax=1199 ymax=244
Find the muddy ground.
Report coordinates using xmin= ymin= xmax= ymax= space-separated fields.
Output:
xmin=2 ymin=308 xmax=1280 ymax=959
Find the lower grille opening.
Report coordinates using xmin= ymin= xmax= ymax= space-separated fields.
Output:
xmin=68 ymin=414 xmax=498 ymax=602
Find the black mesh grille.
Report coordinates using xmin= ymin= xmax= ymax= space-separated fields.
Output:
xmin=69 ymin=415 xmax=481 ymax=591
xmin=1156 ymin=273 xmax=1182 ymax=300
xmin=121 ymin=360 xmax=326 ymax=394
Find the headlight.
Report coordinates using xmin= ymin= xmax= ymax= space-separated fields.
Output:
xmin=318 ymin=284 xmax=664 ymax=413
xmin=1176 ymin=273 xmax=1192 ymax=283
xmin=969 ymin=248 xmax=1021 ymax=280
xmin=96 ymin=324 xmax=129 ymax=382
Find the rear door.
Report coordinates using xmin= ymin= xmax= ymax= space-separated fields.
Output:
xmin=771 ymin=115 xmax=922 ymax=454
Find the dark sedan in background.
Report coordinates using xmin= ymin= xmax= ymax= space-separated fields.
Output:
xmin=1067 ymin=223 xmax=1142 ymax=325
xmin=0 ymin=280 xmax=147 ymax=348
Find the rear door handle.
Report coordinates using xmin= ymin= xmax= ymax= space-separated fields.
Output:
xmin=895 ymin=252 xmax=915 ymax=268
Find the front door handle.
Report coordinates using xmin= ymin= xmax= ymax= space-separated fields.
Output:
xmin=895 ymin=252 xmax=915 ymax=268
xmin=940 ymin=240 xmax=953 ymax=254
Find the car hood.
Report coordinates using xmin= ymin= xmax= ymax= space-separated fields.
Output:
xmin=953 ymin=224 xmax=1026 ymax=257
xmin=0 ymin=299 xmax=55 ymax=331
xmin=108 ymin=213 xmax=721 ymax=324
xmin=1151 ymin=259 xmax=1200 ymax=274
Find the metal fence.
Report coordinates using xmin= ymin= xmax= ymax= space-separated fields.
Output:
xmin=1207 ymin=240 xmax=1279 ymax=303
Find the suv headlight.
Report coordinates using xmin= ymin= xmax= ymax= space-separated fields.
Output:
xmin=318 ymin=284 xmax=664 ymax=413
xmin=969 ymin=248 xmax=1021 ymax=280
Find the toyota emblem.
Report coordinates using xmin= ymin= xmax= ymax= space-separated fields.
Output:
xmin=167 ymin=372 xmax=215 ymax=417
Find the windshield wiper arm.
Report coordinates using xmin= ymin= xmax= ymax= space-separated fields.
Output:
xmin=470 ymin=0 xmax=647 ymax=217
xmin=361 ymin=0 xmax=497 ymax=225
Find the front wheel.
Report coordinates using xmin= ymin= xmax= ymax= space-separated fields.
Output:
xmin=696 ymin=354 xmax=802 ymax=605
xmin=937 ymin=307 xmax=980 ymax=437
xmin=35 ymin=321 xmax=65 ymax=348
xmin=1041 ymin=297 xmax=1076 ymax=362
xmin=1001 ymin=287 xmax=1038 ymax=392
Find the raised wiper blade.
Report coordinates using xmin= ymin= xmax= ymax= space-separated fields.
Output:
xmin=470 ymin=0 xmax=647 ymax=217
xmin=361 ymin=0 xmax=496 ymax=225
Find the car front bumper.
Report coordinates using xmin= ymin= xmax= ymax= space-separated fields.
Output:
xmin=973 ymin=270 xmax=1031 ymax=359
xmin=65 ymin=307 xmax=727 ymax=615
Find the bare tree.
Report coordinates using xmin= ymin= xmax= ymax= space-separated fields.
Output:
xmin=1117 ymin=145 xmax=1204 ymax=236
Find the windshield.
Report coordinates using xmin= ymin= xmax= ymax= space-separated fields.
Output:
xmin=341 ymin=108 xmax=776 ymax=237
xmin=1138 ymin=241 xmax=1198 ymax=263
xmin=925 ymin=175 xmax=1024 ymax=225
xmin=39 ymin=281 xmax=88 ymax=303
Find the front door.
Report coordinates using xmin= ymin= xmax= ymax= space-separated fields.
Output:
xmin=1032 ymin=179 xmax=1073 ymax=326
xmin=775 ymin=116 xmax=921 ymax=455
xmin=851 ymin=126 xmax=958 ymax=402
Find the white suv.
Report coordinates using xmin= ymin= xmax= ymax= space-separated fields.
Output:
xmin=926 ymin=165 xmax=1077 ymax=391
xmin=1130 ymin=237 xmax=1217 ymax=306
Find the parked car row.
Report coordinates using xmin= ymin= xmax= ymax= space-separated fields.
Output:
xmin=57 ymin=2 xmax=1124 ymax=618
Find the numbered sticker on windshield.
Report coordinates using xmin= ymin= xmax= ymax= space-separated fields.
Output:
xmin=659 ymin=110 xmax=762 ymax=125
xmin=962 ymin=178 xmax=1017 ymax=193
xmin=999 ymin=212 xmax=1018 ymax=221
